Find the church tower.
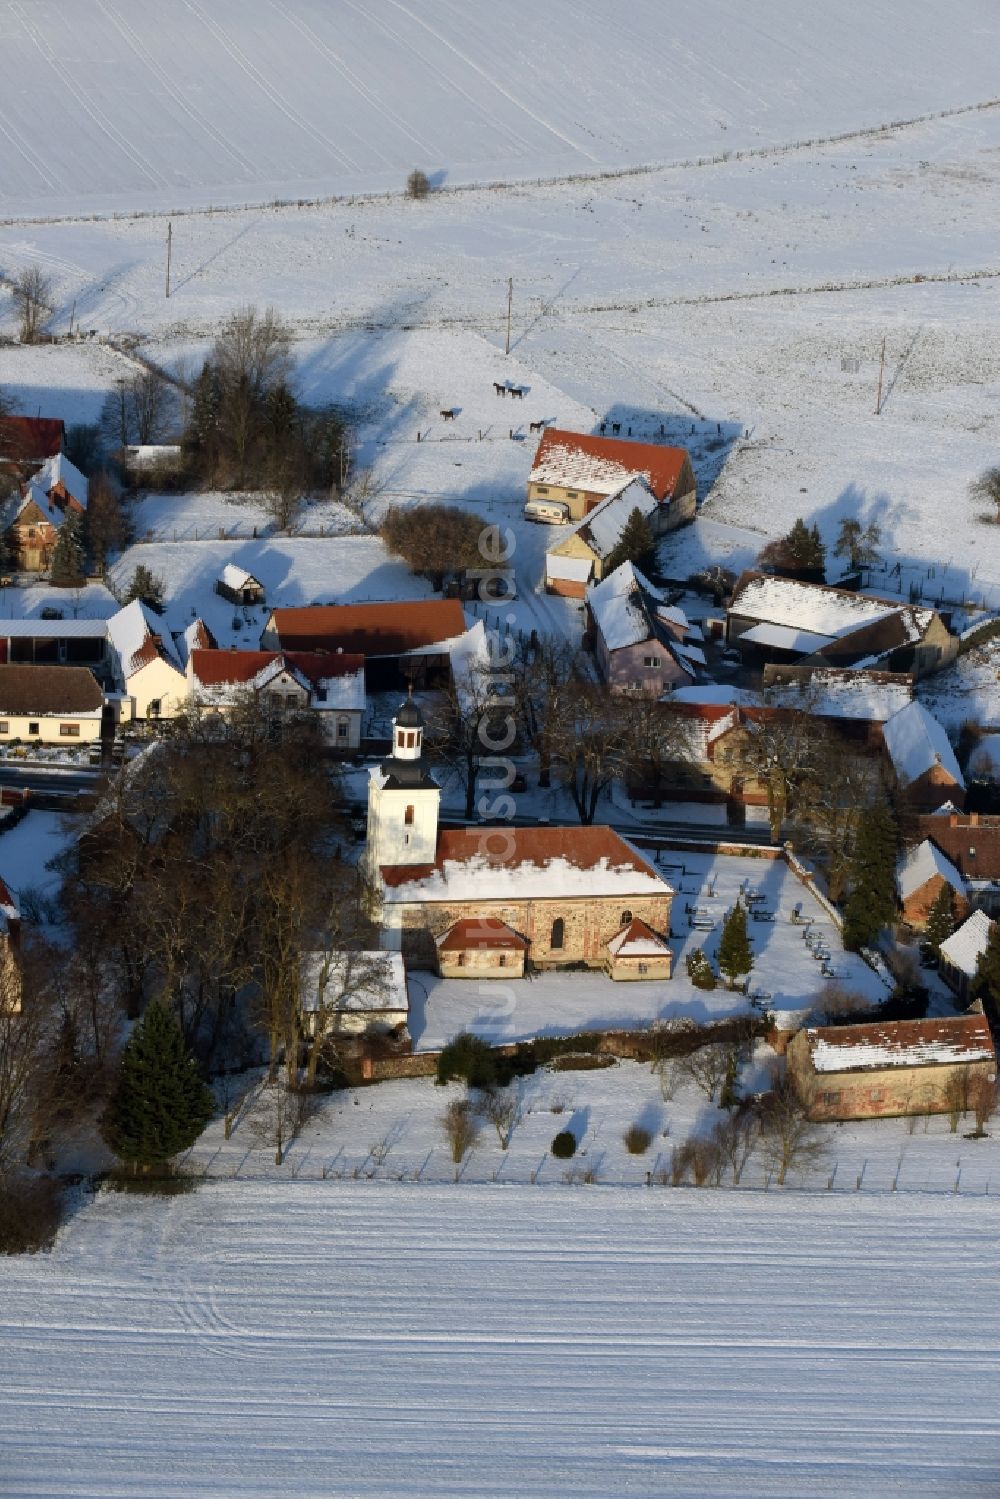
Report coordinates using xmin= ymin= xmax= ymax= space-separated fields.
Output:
xmin=364 ymin=696 xmax=440 ymax=877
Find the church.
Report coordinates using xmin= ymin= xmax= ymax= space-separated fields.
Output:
xmin=362 ymin=698 xmax=674 ymax=980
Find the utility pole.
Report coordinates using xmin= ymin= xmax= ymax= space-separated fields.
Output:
xmin=505 ymin=276 xmax=512 ymax=356
xmin=874 ymin=334 xmax=886 ymax=415
xmin=165 ymin=220 xmax=173 ymax=299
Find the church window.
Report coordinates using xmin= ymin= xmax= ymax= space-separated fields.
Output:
xmin=550 ymin=917 xmax=564 ymax=950
xmin=404 ymin=804 xmax=415 ymax=826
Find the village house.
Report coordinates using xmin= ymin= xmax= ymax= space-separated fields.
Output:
xmin=215 ymin=563 xmax=265 ymax=607
xmin=882 ymin=699 xmax=965 ymax=813
xmin=726 ymin=573 xmax=956 ymax=678
xmin=585 ymin=560 xmax=706 ymax=695
xmin=911 ymin=812 xmax=1000 ymax=915
xmin=106 ymin=600 xmax=187 ymax=722
xmin=362 ymin=699 xmax=674 ymax=973
xmin=545 ymin=478 xmax=659 ymax=598
xmin=896 ymin=839 xmax=968 ymax=930
xmin=299 ymin=950 xmax=408 ymax=1038
xmin=0 ymin=664 xmax=104 ymax=744
xmin=528 ymin=427 xmax=696 ymax=527
xmin=938 ymin=910 xmax=995 ymax=1002
xmin=787 ymin=1012 xmax=997 ymax=1121
xmin=760 ymin=666 xmax=913 ymax=747
xmin=187 ymin=647 xmax=366 ymax=749
xmin=261 ymin=598 xmax=467 ymax=690
xmin=1 ymin=452 xmax=89 ymax=574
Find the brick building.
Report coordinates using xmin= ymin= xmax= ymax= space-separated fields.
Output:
xmin=528 ymin=427 xmax=695 ymax=527
xmin=787 ymin=1012 xmax=996 ymax=1121
xmin=363 ymin=699 xmax=674 ymax=974
xmin=896 ymin=839 xmax=968 ymax=930
xmin=882 ymin=700 xmax=966 ymax=812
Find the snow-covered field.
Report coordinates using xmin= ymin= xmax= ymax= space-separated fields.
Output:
xmin=4 ymin=1181 xmax=1000 ymax=1497
xmin=3 ymin=0 xmax=999 ymax=218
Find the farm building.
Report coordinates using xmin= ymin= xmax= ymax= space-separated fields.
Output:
xmin=786 ymin=1012 xmax=996 ymax=1121
xmin=896 ymin=839 xmax=968 ymax=930
xmin=726 ymin=573 xmax=956 ymax=677
xmin=882 ymin=700 xmax=965 ymax=813
xmin=912 ymin=812 xmax=1000 ymax=915
xmin=760 ymin=666 xmax=913 ymax=746
xmin=0 ymin=664 xmax=104 ymax=744
xmin=586 ymin=560 xmax=705 ymax=695
xmin=0 ymin=618 xmax=108 ymax=670
xmin=938 ymin=910 xmax=995 ymax=1002
xmin=261 ymin=599 xmax=466 ymax=688
xmin=528 ymin=427 xmax=696 ymax=528
xmin=0 ymin=416 xmax=64 ymax=480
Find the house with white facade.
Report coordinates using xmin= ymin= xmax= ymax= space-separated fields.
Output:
xmin=187 ymin=647 xmax=365 ymax=749
xmin=106 ymin=600 xmax=187 ymax=721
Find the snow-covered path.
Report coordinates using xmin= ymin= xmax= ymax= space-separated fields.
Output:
xmin=3 ymin=1182 xmax=999 ymax=1496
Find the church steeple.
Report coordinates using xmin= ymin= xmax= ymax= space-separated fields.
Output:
xmin=364 ymin=693 xmax=440 ymax=874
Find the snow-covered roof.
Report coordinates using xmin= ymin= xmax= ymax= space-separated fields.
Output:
xmin=883 ymin=701 xmax=964 ymax=789
xmin=740 ymin=621 xmax=834 ymax=654
xmin=530 ymin=428 xmax=689 ymax=502
xmin=804 ymin=1014 xmax=994 ymax=1073
xmin=672 ymin=685 xmax=750 ymax=706
xmin=939 ymin=910 xmax=994 ymax=979
xmin=219 ymin=562 xmax=262 ymax=592
xmin=731 ymin=574 xmax=928 ymax=641
xmin=587 ymin=560 xmax=660 ymax=651
xmin=570 ymin=477 xmax=658 ymax=562
xmin=545 ymin=554 xmax=593 ymax=583
xmin=300 ymin=950 xmax=407 ymax=1016
xmin=36 ymin=452 xmax=88 ymax=509
xmin=969 ymin=734 xmax=1000 ymax=780
xmin=0 ymin=618 xmax=107 ymax=639
xmin=606 ymin=917 xmax=671 ymax=957
xmin=763 ymin=670 xmax=913 ymax=723
xmin=379 ymin=826 xmax=671 ymax=904
xmin=107 ymin=599 xmax=183 ymax=679
xmin=896 ymin=839 xmax=966 ymax=901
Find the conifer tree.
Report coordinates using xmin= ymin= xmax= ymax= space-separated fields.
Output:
xmin=685 ymin=948 xmax=717 ymax=990
xmin=49 ymin=513 xmax=85 ymax=587
xmin=718 ymin=902 xmax=753 ymax=990
xmin=604 ymin=506 xmax=656 ymax=575
xmin=973 ymin=919 xmax=1000 ymax=1017
xmin=842 ymin=800 xmax=898 ymax=951
xmin=923 ymin=881 xmax=956 ymax=956
xmin=122 ymin=563 xmax=165 ymax=612
xmin=101 ymin=1001 xmax=214 ymax=1172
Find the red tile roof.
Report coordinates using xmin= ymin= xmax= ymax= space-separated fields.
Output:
xmin=531 ymin=427 xmax=690 ymax=503
xmin=380 ymin=824 xmax=660 ymax=888
xmin=0 ymin=416 xmax=65 ymax=463
xmin=190 ymin=648 xmax=364 ymax=687
xmin=268 ymin=600 xmax=466 ymax=657
xmin=804 ymin=1014 xmax=996 ymax=1070
xmin=436 ymin=917 xmax=528 ymax=952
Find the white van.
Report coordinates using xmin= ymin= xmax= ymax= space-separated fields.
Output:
xmin=524 ymin=498 xmax=571 ymax=525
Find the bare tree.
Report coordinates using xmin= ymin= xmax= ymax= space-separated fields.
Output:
xmin=84 ymin=471 xmax=129 ymax=573
xmin=0 ymin=939 xmax=52 ymax=1170
xmin=427 ymin=656 xmax=516 ymax=821
xmin=676 ymin=1041 xmax=738 ymax=1103
xmin=11 ymin=266 xmax=52 ymax=343
xmin=548 ymin=685 xmax=633 ymax=824
xmin=441 ymin=1097 xmax=479 ymax=1162
xmin=126 ymin=369 xmax=174 ymax=446
xmin=796 ymin=742 xmax=883 ymax=901
xmin=970 ymin=466 xmax=1000 ymax=525
xmin=481 ymin=1085 xmax=521 ymax=1148
xmin=711 ymin=1103 xmax=760 ymax=1185
xmin=247 ymin=1083 xmax=316 ymax=1165
xmin=406 ymin=169 xmax=431 ymax=200
xmin=514 ymin=633 xmax=582 ymax=789
xmin=734 ymin=699 xmax=827 ymax=842
xmin=300 ymin=935 xmax=392 ymax=1090
xmin=758 ymin=1065 xmax=826 ymax=1184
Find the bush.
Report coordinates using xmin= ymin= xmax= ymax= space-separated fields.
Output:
xmin=407 ymin=168 xmax=431 ymax=199
xmin=441 ymin=1098 xmax=480 ymax=1163
xmin=551 ymin=1130 xmax=577 ymax=1159
xmin=435 ymin=1033 xmax=498 ymax=1090
xmin=686 ymin=949 xmax=717 ymax=991
xmin=0 ymin=1176 xmax=63 ymax=1254
xmin=623 ymin=1124 xmax=652 ymax=1155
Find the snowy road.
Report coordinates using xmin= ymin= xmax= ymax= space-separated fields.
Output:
xmin=3 ymin=1182 xmax=999 ymax=1496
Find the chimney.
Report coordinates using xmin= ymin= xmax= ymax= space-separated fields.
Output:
xmin=950 ymin=813 xmax=958 ymax=826
xmin=970 ymin=812 xmax=980 ymax=827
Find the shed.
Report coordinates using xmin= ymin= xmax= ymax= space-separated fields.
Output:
xmin=787 ymin=1012 xmax=996 ymax=1120
xmin=216 ymin=564 xmax=265 ymax=607
xmin=939 ymin=910 xmax=994 ymax=1001
xmin=300 ymin=950 xmax=408 ymax=1037
xmin=604 ymin=917 xmax=672 ymax=981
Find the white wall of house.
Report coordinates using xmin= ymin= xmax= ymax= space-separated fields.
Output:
xmin=0 ymin=711 xmax=101 ymax=744
xmin=366 ymin=777 xmax=440 ymax=873
xmin=127 ymin=658 xmax=189 ymax=720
